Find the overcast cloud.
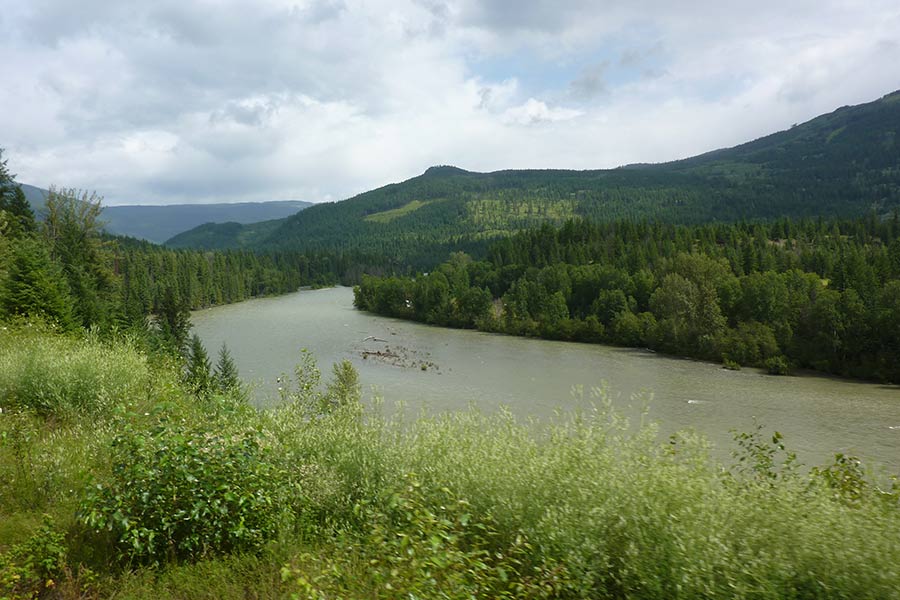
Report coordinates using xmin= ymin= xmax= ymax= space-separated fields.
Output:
xmin=1 ymin=0 xmax=898 ymax=205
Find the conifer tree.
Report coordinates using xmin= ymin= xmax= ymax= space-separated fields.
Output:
xmin=156 ymin=284 xmax=191 ymax=352
xmin=186 ymin=334 xmax=212 ymax=395
xmin=213 ymin=343 xmax=241 ymax=392
xmin=0 ymin=187 xmax=36 ymax=238
xmin=0 ymin=149 xmax=36 ymax=238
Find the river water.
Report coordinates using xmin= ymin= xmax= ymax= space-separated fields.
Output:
xmin=192 ymin=286 xmax=900 ymax=473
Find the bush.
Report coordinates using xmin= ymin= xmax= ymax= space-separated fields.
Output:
xmin=0 ymin=515 xmax=71 ymax=599
xmin=79 ymin=421 xmax=293 ymax=565
xmin=723 ymin=357 xmax=741 ymax=370
xmin=765 ymin=355 xmax=791 ymax=375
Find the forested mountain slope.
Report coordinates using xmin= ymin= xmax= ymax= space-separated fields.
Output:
xmin=168 ymin=90 xmax=900 ymax=267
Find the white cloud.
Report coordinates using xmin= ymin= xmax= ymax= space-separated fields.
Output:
xmin=502 ymin=99 xmax=583 ymax=125
xmin=0 ymin=0 xmax=898 ymax=204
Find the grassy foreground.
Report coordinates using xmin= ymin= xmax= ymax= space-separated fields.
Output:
xmin=1 ymin=324 xmax=899 ymax=599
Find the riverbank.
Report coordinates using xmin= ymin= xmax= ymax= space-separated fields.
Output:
xmin=2 ymin=322 xmax=899 ymax=598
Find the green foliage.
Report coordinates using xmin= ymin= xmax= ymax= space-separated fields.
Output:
xmin=722 ymin=357 xmax=741 ymax=370
xmin=154 ymin=283 xmax=192 ymax=353
xmin=269 ymin=394 xmax=900 ymax=599
xmin=363 ymin=199 xmax=434 ymax=223
xmin=358 ymin=216 xmax=900 ymax=382
xmin=0 ymin=411 xmax=48 ymax=510
xmin=325 ymin=360 xmax=361 ymax=410
xmin=41 ymin=187 xmax=119 ymax=329
xmin=0 ymin=149 xmax=35 ymax=239
xmin=2 ymin=328 xmax=900 ymax=598
xmin=282 ymin=475 xmax=571 ymax=599
xmin=730 ymin=424 xmax=797 ymax=483
xmin=765 ymin=355 xmax=791 ymax=375
xmin=0 ymin=149 xmax=341 ymax=342
xmin=0 ymin=515 xmax=69 ymax=599
xmin=0 ymin=187 xmax=37 ymax=239
xmin=213 ymin=343 xmax=241 ymax=393
xmin=79 ymin=421 xmax=291 ymax=566
xmin=0 ymin=324 xmax=151 ymax=420
xmin=811 ymin=454 xmax=871 ymax=507
xmin=276 ymin=351 xmax=363 ymax=418
xmin=185 ymin=334 xmax=212 ymax=395
xmin=0 ymin=237 xmax=76 ymax=330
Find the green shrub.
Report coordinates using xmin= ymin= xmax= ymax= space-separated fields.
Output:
xmin=723 ymin=357 xmax=742 ymax=370
xmin=765 ymin=355 xmax=791 ymax=375
xmin=78 ymin=421 xmax=293 ymax=565
xmin=0 ymin=515 xmax=68 ymax=598
xmin=810 ymin=453 xmax=872 ymax=507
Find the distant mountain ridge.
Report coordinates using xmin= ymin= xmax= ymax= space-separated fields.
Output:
xmin=167 ymin=90 xmax=900 ymax=267
xmin=19 ymin=184 xmax=311 ymax=243
xmin=100 ymin=201 xmax=312 ymax=243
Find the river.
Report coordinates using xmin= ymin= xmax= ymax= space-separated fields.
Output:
xmin=192 ymin=286 xmax=900 ymax=473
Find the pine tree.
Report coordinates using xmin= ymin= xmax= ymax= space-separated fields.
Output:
xmin=0 ymin=187 xmax=36 ymax=238
xmin=185 ymin=334 xmax=212 ymax=395
xmin=156 ymin=284 xmax=191 ymax=352
xmin=213 ymin=343 xmax=240 ymax=392
xmin=0 ymin=149 xmax=36 ymax=238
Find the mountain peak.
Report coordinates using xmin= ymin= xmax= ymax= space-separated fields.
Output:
xmin=423 ymin=165 xmax=470 ymax=177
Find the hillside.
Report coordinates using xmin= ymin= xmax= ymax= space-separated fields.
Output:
xmin=20 ymin=184 xmax=311 ymax=243
xmin=166 ymin=91 xmax=900 ymax=266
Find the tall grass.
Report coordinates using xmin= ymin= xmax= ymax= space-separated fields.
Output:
xmin=267 ymin=399 xmax=900 ymax=599
xmin=0 ymin=323 xmax=155 ymax=420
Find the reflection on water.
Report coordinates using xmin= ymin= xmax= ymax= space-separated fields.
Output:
xmin=192 ymin=287 xmax=900 ymax=472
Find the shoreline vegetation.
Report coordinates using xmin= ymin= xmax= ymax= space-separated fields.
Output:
xmin=2 ymin=321 xmax=899 ymax=599
xmin=353 ymin=217 xmax=900 ymax=384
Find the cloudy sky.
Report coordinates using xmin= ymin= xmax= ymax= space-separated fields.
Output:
xmin=1 ymin=0 xmax=899 ymax=205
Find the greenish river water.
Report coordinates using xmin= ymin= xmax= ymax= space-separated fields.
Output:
xmin=192 ymin=286 xmax=900 ymax=473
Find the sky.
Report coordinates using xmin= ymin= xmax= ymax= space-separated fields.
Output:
xmin=1 ymin=0 xmax=899 ymax=206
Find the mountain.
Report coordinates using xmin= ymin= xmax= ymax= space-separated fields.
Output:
xmin=18 ymin=184 xmax=311 ymax=243
xmin=19 ymin=183 xmax=52 ymax=209
xmin=100 ymin=201 xmax=312 ymax=243
xmin=164 ymin=91 xmax=900 ymax=265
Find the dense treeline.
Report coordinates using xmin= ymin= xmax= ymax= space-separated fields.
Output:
xmin=355 ymin=216 xmax=900 ymax=382
xmin=116 ymin=246 xmax=341 ymax=325
xmin=0 ymin=150 xmax=338 ymax=350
